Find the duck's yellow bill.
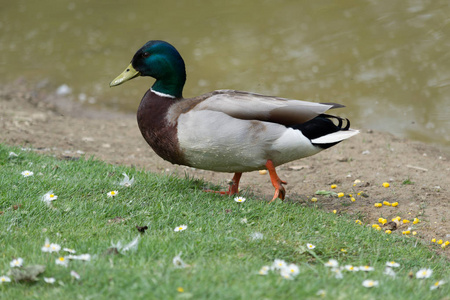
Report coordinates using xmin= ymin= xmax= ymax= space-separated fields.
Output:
xmin=110 ymin=64 xmax=140 ymax=87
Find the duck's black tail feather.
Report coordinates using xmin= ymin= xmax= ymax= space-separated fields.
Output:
xmin=289 ymin=114 xmax=355 ymax=149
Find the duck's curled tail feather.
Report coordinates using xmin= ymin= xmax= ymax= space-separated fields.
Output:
xmin=289 ymin=114 xmax=359 ymax=149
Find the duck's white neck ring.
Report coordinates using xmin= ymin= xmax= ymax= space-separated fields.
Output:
xmin=151 ymin=89 xmax=176 ymax=99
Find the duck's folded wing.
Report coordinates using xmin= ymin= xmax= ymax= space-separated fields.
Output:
xmin=193 ymin=90 xmax=342 ymax=126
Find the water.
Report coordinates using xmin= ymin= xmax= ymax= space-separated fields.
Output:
xmin=1 ymin=0 xmax=449 ymax=148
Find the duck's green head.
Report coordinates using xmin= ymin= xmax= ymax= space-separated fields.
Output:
xmin=110 ymin=40 xmax=186 ymax=98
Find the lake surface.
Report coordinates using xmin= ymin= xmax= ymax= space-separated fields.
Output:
xmin=1 ymin=0 xmax=449 ymax=148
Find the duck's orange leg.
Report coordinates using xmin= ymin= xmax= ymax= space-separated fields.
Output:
xmin=204 ymin=172 xmax=242 ymax=196
xmin=266 ymin=160 xmax=287 ymax=203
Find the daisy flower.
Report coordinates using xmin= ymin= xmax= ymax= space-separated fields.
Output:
xmin=41 ymin=238 xmax=51 ymax=252
xmin=21 ymin=170 xmax=34 ymax=177
xmin=173 ymin=252 xmax=188 ymax=268
xmin=250 ymin=232 xmax=264 ymax=240
xmin=284 ymin=264 xmax=300 ymax=276
xmin=234 ymin=196 xmax=246 ymax=203
xmin=306 ymin=243 xmax=316 ymax=250
xmin=50 ymin=243 xmax=61 ymax=253
xmin=386 ymin=261 xmax=400 ymax=268
xmin=416 ymin=268 xmax=433 ymax=279
xmin=430 ymin=280 xmax=446 ymax=290
xmin=41 ymin=238 xmax=61 ymax=253
xmin=41 ymin=191 xmax=58 ymax=204
xmin=258 ymin=266 xmax=270 ymax=275
xmin=63 ymin=248 xmax=76 ymax=254
xmin=324 ymin=259 xmax=339 ymax=268
xmin=55 ymin=256 xmax=69 ymax=267
xmin=119 ymin=173 xmax=135 ymax=187
xmin=44 ymin=277 xmax=56 ymax=284
xmin=272 ymin=259 xmax=287 ymax=270
xmin=70 ymin=270 xmax=80 ymax=280
xmin=10 ymin=257 xmax=23 ymax=268
xmin=174 ymin=225 xmax=187 ymax=232
xmin=316 ymin=290 xmax=326 ymax=297
xmin=362 ymin=280 xmax=379 ymax=288
xmin=384 ymin=267 xmax=396 ymax=278
xmin=280 ymin=268 xmax=294 ymax=280
xmin=331 ymin=268 xmax=343 ymax=279
xmin=67 ymin=254 xmax=91 ymax=261
xmin=344 ymin=265 xmax=359 ymax=272
xmin=359 ymin=265 xmax=374 ymax=272
xmin=107 ymin=190 xmax=118 ymax=197
xmin=0 ymin=276 xmax=12 ymax=283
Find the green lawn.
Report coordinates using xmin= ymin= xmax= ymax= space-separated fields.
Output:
xmin=0 ymin=144 xmax=448 ymax=299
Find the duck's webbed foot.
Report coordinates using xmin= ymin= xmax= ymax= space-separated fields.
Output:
xmin=204 ymin=172 xmax=242 ymax=196
xmin=265 ymin=160 xmax=287 ymax=203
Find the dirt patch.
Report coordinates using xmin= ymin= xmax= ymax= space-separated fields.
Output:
xmin=1 ymin=80 xmax=449 ymax=258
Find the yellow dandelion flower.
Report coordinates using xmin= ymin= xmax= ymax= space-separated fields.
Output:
xmin=441 ymin=244 xmax=446 ymax=249
xmin=348 ymin=194 xmax=353 ymax=197
xmin=412 ymin=231 xmax=417 ymax=235
xmin=351 ymin=197 xmax=356 ymax=202
xmin=311 ymin=197 xmax=318 ymax=202
xmin=341 ymin=248 xmax=347 ymax=253
xmin=385 ymin=230 xmax=392 ymax=234
xmin=378 ymin=218 xmax=387 ymax=225
xmin=331 ymin=184 xmax=337 ymax=189
xmin=431 ymin=238 xmax=436 ymax=243
xmin=438 ymin=239 xmax=443 ymax=245
xmin=402 ymin=230 xmax=411 ymax=235
xmin=177 ymin=287 xmax=184 ymax=293
xmin=355 ymin=220 xmax=362 ymax=225
xmin=337 ymin=192 xmax=344 ymax=198
xmin=445 ymin=241 xmax=450 ymax=246
xmin=333 ymin=210 xmax=337 ymax=214
xmin=403 ymin=219 xmax=410 ymax=224
xmin=413 ymin=218 xmax=420 ymax=224
xmin=392 ymin=202 xmax=399 ymax=207
xmin=374 ymin=203 xmax=382 ymax=208
xmin=383 ymin=201 xmax=391 ymax=206
xmin=372 ymin=224 xmax=380 ymax=229
xmin=382 ymin=182 xmax=390 ymax=188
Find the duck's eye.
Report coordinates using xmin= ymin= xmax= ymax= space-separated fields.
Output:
xmin=142 ymin=52 xmax=150 ymax=58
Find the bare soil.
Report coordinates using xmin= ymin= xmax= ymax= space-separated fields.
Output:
xmin=1 ymin=80 xmax=449 ymax=258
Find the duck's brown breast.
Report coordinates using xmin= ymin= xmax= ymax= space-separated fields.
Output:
xmin=136 ymin=90 xmax=188 ymax=166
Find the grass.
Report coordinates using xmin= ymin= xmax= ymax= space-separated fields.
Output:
xmin=1 ymin=143 xmax=449 ymax=299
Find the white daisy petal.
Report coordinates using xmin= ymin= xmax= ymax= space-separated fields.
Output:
xmin=10 ymin=258 xmax=24 ymax=268
xmin=416 ymin=268 xmax=433 ymax=279
xmin=44 ymin=277 xmax=55 ymax=284
xmin=174 ymin=225 xmax=187 ymax=232
xmin=362 ymin=280 xmax=379 ymax=288
xmin=306 ymin=243 xmax=316 ymax=250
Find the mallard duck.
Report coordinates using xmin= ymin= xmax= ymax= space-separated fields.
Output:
xmin=110 ymin=40 xmax=358 ymax=202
